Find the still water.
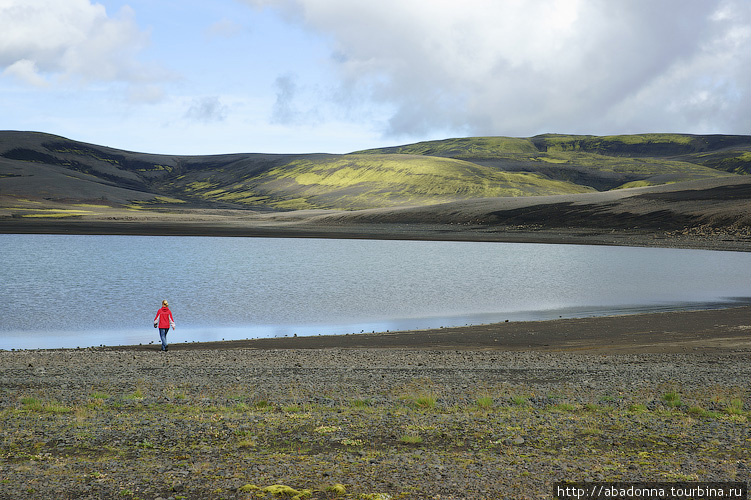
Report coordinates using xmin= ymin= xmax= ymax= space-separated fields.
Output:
xmin=1 ymin=234 xmax=749 ymax=349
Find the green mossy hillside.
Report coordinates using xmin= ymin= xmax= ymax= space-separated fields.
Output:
xmin=357 ymin=133 xmax=749 ymax=161
xmin=192 ymin=154 xmax=593 ymax=210
xmin=531 ymin=133 xmax=748 ymax=157
xmin=1 ymin=131 xmax=747 ymax=211
xmin=354 ymin=134 xmax=746 ymax=192
xmin=355 ymin=136 xmax=539 ymax=157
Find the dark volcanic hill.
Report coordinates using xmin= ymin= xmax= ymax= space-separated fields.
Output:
xmin=1 ymin=131 xmax=748 ymax=211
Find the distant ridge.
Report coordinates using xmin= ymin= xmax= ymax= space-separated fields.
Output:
xmin=360 ymin=133 xmax=749 ymax=159
xmin=0 ymin=130 xmax=748 ymax=211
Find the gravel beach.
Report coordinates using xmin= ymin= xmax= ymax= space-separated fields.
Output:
xmin=2 ymin=307 xmax=750 ymax=500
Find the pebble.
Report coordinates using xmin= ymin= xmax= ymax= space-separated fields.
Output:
xmin=1 ymin=348 xmax=749 ymax=499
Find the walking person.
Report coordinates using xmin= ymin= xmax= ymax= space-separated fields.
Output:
xmin=154 ymin=300 xmax=175 ymax=351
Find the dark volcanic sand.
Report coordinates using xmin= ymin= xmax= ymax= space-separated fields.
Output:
xmin=114 ymin=305 xmax=751 ymax=355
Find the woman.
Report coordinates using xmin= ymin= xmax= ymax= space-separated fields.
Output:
xmin=154 ymin=300 xmax=175 ymax=351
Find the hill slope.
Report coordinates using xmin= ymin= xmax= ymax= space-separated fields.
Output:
xmin=177 ymin=154 xmax=594 ymax=210
xmin=0 ymin=131 xmax=747 ymax=213
xmin=357 ymin=133 xmax=749 ymax=191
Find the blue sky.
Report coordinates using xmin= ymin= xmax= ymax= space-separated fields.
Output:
xmin=1 ymin=0 xmax=749 ymax=155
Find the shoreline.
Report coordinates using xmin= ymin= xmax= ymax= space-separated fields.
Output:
xmin=2 ymin=217 xmax=750 ymax=253
xmin=3 ymin=302 xmax=750 ymax=354
xmin=87 ymin=304 xmax=751 ymax=355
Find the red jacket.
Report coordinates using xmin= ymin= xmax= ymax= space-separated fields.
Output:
xmin=154 ymin=307 xmax=175 ymax=329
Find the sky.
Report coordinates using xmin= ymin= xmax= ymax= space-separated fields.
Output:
xmin=1 ymin=0 xmax=749 ymax=155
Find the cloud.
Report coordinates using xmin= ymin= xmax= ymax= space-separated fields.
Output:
xmin=270 ymin=73 xmax=323 ymax=126
xmin=270 ymin=73 xmax=299 ymax=124
xmin=2 ymin=59 xmax=48 ymax=87
xmin=0 ymin=0 xmax=167 ymax=85
xmin=242 ymin=0 xmax=751 ymax=136
xmin=185 ymin=96 xmax=229 ymax=123
xmin=205 ymin=18 xmax=246 ymax=39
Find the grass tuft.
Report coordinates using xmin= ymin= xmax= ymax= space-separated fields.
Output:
xmin=44 ymin=403 xmax=73 ymax=414
xmin=476 ymin=396 xmax=494 ymax=410
xmin=414 ymin=395 xmax=437 ymax=409
xmin=237 ymin=439 xmax=255 ymax=448
xmin=326 ymin=483 xmax=347 ymax=496
xmin=663 ymin=391 xmax=682 ymax=408
xmin=687 ymin=406 xmax=720 ymax=419
xmin=350 ymin=398 xmax=372 ymax=409
xmin=510 ymin=395 xmax=528 ymax=407
xmin=399 ymin=434 xmax=423 ymax=445
xmin=628 ymin=403 xmax=648 ymax=413
xmin=550 ymin=403 xmax=578 ymax=412
xmin=725 ymin=398 xmax=744 ymax=415
xmin=21 ymin=397 xmax=43 ymax=411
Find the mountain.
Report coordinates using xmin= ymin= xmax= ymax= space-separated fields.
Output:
xmin=1 ymin=131 xmax=747 ymax=212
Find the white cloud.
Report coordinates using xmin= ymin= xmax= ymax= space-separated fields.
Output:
xmin=242 ymin=0 xmax=751 ymax=137
xmin=0 ymin=0 xmax=167 ymax=85
xmin=2 ymin=58 xmax=47 ymax=86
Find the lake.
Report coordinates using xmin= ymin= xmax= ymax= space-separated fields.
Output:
xmin=1 ymin=234 xmax=749 ymax=350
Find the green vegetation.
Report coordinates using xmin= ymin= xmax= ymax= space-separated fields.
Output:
xmin=354 ymin=136 xmax=539 ymax=157
xmin=262 ymin=484 xmax=312 ymax=499
xmin=1 ymin=130 xmax=747 ymax=212
xmin=20 ymin=397 xmax=73 ymax=414
xmin=186 ymin=181 xmax=218 ymax=191
xmin=538 ymin=133 xmax=694 ymax=153
xmin=538 ymin=151 xmax=723 ymax=176
xmin=687 ymin=406 xmax=721 ymax=419
xmin=350 ymin=398 xmax=372 ymax=409
xmin=15 ymin=208 xmax=92 ymax=218
xmin=510 ymin=395 xmax=528 ymax=407
xmin=238 ymin=484 xmax=314 ymax=499
xmin=699 ymin=151 xmax=751 ymax=174
xmin=20 ymin=397 xmax=43 ymax=411
xmin=662 ymin=391 xmax=682 ymax=408
xmin=476 ymin=396 xmax=494 ymax=410
xmin=725 ymin=398 xmax=744 ymax=415
xmin=413 ymin=395 xmax=437 ymax=409
xmin=326 ymin=483 xmax=347 ymax=496
xmin=172 ymin=134 xmax=739 ymax=209
xmin=399 ymin=434 xmax=423 ymax=444
xmin=550 ymin=403 xmax=578 ymax=412
xmin=614 ymin=180 xmax=665 ymax=189
xmin=215 ymin=154 xmax=593 ymax=210
xmin=4 ymin=381 xmax=749 ymax=499
xmin=629 ymin=403 xmax=648 ymax=413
